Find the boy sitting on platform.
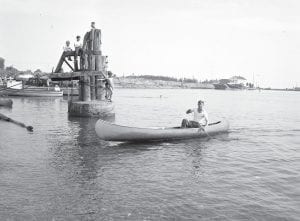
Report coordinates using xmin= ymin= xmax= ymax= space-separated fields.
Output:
xmin=63 ymin=40 xmax=72 ymax=61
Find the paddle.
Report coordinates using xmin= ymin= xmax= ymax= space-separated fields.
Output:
xmin=198 ymin=121 xmax=222 ymax=139
xmin=198 ymin=124 xmax=212 ymax=139
xmin=199 ymin=121 xmax=226 ymax=140
xmin=0 ymin=113 xmax=33 ymax=131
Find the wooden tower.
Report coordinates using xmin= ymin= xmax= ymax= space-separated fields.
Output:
xmin=51 ymin=26 xmax=114 ymax=117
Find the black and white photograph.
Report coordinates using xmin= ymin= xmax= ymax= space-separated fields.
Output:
xmin=0 ymin=0 xmax=299 ymax=220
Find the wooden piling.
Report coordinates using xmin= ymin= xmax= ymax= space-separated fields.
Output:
xmin=79 ymin=76 xmax=84 ymax=101
xmin=65 ymin=28 xmax=104 ymax=102
xmin=83 ymin=75 xmax=91 ymax=101
xmin=90 ymin=76 xmax=96 ymax=100
xmin=95 ymin=55 xmax=101 ymax=71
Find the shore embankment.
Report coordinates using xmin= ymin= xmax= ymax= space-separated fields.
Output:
xmin=113 ymin=77 xmax=299 ymax=91
xmin=114 ymin=77 xmax=214 ymax=89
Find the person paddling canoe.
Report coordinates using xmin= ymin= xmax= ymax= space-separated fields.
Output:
xmin=181 ymin=100 xmax=209 ymax=130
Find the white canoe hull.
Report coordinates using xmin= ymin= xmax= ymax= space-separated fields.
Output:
xmin=95 ymin=120 xmax=229 ymax=142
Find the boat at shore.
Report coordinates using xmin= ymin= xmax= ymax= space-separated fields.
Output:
xmin=0 ymin=79 xmax=63 ymax=97
xmin=95 ymin=120 xmax=229 ymax=142
xmin=1 ymin=87 xmax=63 ymax=97
xmin=213 ymin=83 xmax=230 ymax=90
xmin=227 ymin=83 xmax=246 ymax=90
xmin=61 ymin=87 xmax=79 ymax=96
xmin=0 ymin=98 xmax=13 ymax=107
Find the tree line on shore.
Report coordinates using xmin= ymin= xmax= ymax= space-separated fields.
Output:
xmin=0 ymin=64 xmax=252 ymax=86
xmin=123 ymin=74 xmax=198 ymax=83
xmin=0 ymin=66 xmax=45 ymax=79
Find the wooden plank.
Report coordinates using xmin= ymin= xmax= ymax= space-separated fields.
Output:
xmin=63 ymin=51 xmax=76 ymax=56
xmin=64 ymin=58 xmax=74 ymax=71
xmin=54 ymin=54 xmax=65 ymax=73
xmin=50 ymin=71 xmax=106 ymax=80
xmin=54 ymin=51 xmax=77 ymax=73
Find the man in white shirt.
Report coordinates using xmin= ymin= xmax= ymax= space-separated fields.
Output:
xmin=181 ymin=100 xmax=209 ymax=129
xmin=74 ymin=35 xmax=83 ymax=70
xmin=74 ymin=35 xmax=83 ymax=49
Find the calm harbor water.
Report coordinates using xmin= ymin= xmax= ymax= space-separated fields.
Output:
xmin=0 ymin=89 xmax=299 ymax=220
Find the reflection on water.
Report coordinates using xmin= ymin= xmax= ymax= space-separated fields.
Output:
xmin=50 ymin=116 xmax=116 ymax=183
xmin=0 ymin=106 xmax=12 ymax=112
xmin=0 ymin=90 xmax=299 ymax=220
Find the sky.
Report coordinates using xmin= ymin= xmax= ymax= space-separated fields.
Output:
xmin=0 ymin=0 xmax=300 ymax=88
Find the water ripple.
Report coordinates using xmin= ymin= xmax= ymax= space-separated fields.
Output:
xmin=0 ymin=90 xmax=299 ymax=220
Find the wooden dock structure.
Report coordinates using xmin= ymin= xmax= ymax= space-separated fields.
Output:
xmin=50 ymin=24 xmax=114 ymax=117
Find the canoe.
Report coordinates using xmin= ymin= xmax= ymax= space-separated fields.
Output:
xmin=95 ymin=119 xmax=229 ymax=142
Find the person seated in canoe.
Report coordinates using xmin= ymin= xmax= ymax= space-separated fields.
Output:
xmin=181 ymin=100 xmax=208 ymax=130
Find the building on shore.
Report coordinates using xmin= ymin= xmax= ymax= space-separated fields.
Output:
xmin=213 ymin=76 xmax=251 ymax=90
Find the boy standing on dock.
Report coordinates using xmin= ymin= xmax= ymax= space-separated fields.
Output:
xmin=74 ymin=35 xmax=83 ymax=70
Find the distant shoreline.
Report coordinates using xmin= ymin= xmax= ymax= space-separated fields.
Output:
xmin=113 ymin=77 xmax=299 ymax=91
xmin=114 ymin=86 xmax=300 ymax=91
xmin=114 ymin=82 xmax=299 ymax=92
